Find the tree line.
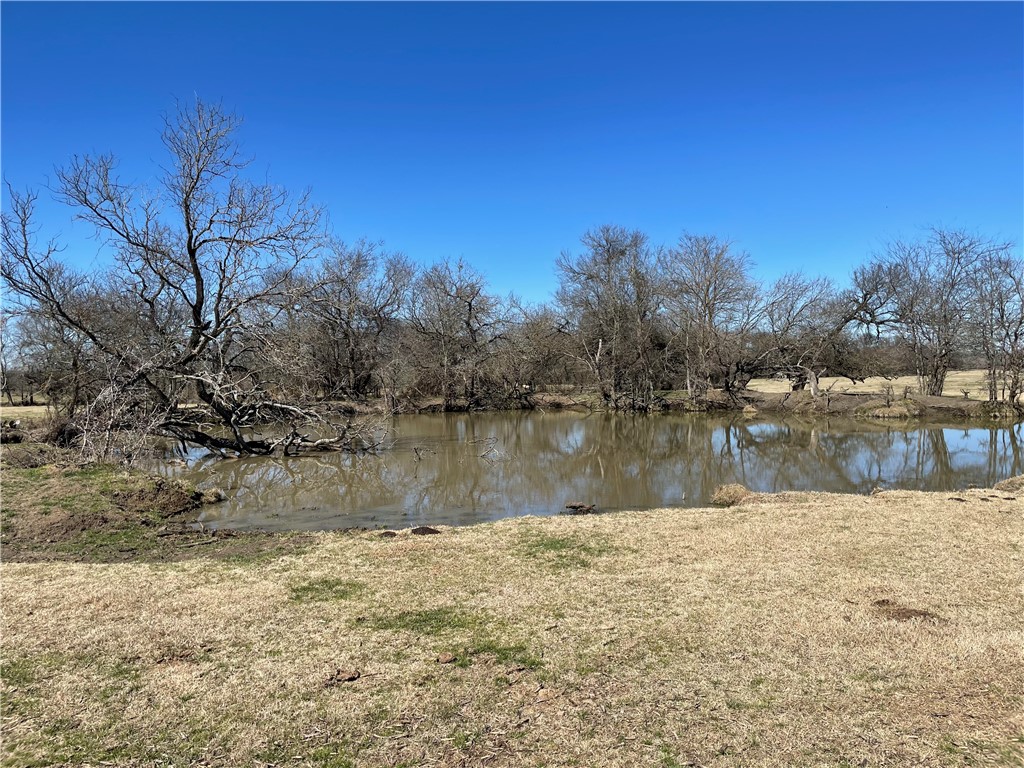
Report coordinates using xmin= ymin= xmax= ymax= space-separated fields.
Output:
xmin=2 ymin=101 xmax=1022 ymax=455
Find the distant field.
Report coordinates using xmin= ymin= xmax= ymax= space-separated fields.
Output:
xmin=748 ymin=369 xmax=998 ymax=399
xmin=0 ymin=404 xmax=51 ymax=422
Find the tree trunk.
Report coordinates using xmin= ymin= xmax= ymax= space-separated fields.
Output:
xmin=807 ymin=369 xmax=821 ymax=398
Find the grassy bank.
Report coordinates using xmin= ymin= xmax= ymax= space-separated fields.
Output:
xmin=0 ymin=453 xmax=314 ymax=564
xmin=2 ymin=461 xmax=1022 ymax=767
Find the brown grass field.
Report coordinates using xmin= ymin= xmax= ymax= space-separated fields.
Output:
xmin=0 ymin=405 xmax=51 ymax=423
xmin=747 ymin=369 xmax=1001 ymax=400
xmin=2 ymin=466 xmax=1022 ymax=767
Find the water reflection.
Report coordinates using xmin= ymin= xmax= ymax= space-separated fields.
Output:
xmin=159 ymin=412 xmax=1023 ymax=531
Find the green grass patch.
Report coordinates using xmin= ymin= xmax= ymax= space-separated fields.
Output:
xmin=290 ymin=577 xmax=365 ymax=603
xmin=95 ymin=657 xmax=144 ymax=702
xmin=368 ymin=607 xmax=484 ymax=635
xmin=57 ymin=493 xmax=108 ymax=514
xmin=1 ymin=651 xmax=66 ymax=689
xmin=53 ymin=527 xmax=157 ymax=560
xmin=725 ymin=695 xmax=773 ymax=711
xmin=307 ymin=745 xmax=356 ymax=768
xmin=65 ymin=465 xmax=119 ymax=482
xmin=518 ymin=530 xmax=619 ymax=569
xmin=451 ymin=729 xmax=480 ymax=750
xmin=459 ymin=637 xmax=544 ymax=670
xmin=938 ymin=734 xmax=1024 ymax=766
xmin=1 ymin=656 xmax=38 ymax=687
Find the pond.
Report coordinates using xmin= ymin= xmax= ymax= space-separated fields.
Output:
xmin=163 ymin=411 xmax=1023 ymax=531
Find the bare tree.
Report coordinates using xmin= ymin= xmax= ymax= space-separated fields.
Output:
xmin=969 ymin=250 xmax=1024 ymax=402
xmin=659 ymin=234 xmax=762 ymax=397
xmin=759 ymin=273 xmax=844 ymax=396
xmin=860 ymin=228 xmax=1012 ymax=396
xmin=0 ymin=312 xmax=17 ymax=406
xmin=556 ymin=225 xmax=666 ymax=410
xmin=1 ymin=101 xmax=383 ymax=455
xmin=291 ymin=239 xmax=413 ymax=399
xmin=498 ymin=300 xmax=572 ymax=398
xmin=406 ymin=258 xmax=506 ymax=410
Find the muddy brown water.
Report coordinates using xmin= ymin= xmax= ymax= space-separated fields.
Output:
xmin=160 ymin=412 xmax=1024 ymax=531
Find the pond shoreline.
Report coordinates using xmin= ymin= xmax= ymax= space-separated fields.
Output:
xmin=2 ymin=449 xmax=1021 ymax=564
xmin=533 ymin=389 xmax=1024 ymax=421
xmin=314 ymin=388 xmax=1024 ymax=423
xmin=0 ymin=454 xmax=319 ymax=564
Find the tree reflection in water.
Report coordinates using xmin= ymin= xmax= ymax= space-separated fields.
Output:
xmin=158 ymin=413 xmax=1023 ymax=531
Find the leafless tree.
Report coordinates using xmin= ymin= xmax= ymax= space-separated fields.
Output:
xmin=406 ymin=258 xmax=506 ymax=410
xmin=659 ymin=234 xmax=762 ymax=396
xmin=289 ymin=238 xmax=414 ymax=399
xmin=1 ymin=100 xmax=385 ymax=455
xmin=759 ymin=273 xmax=845 ymax=396
xmin=859 ymin=228 xmax=1013 ymax=396
xmin=500 ymin=301 xmax=573 ymax=395
xmin=556 ymin=225 xmax=666 ymax=410
xmin=0 ymin=312 xmax=17 ymax=406
xmin=969 ymin=250 xmax=1024 ymax=402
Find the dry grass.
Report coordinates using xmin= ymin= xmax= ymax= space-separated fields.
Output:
xmin=0 ymin=404 xmax=52 ymax=423
xmin=710 ymin=484 xmax=752 ymax=507
xmin=995 ymin=476 xmax=1024 ymax=493
xmin=3 ymin=488 xmax=1023 ymax=767
xmin=748 ymin=369 xmax=1000 ymax=400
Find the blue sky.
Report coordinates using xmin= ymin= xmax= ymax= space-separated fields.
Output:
xmin=2 ymin=2 xmax=1022 ymax=303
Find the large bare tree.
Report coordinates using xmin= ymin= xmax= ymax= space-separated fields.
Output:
xmin=556 ymin=225 xmax=666 ymax=410
xmin=858 ymin=228 xmax=1014 ymax=396
xmin=659 ymin=233 xmax=760 ymax=397
xmin=406 ymin=258 xmax=506 ymax=410
xmin=969 ymin=250 xmax=1024 ymax=402
xmin=1 ymin=101 xmax=380 ymax=455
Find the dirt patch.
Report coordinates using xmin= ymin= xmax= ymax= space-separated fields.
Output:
xmin=747 ymin=390 xmax=880 ymax=416
xmin=110 ymin=478 xmax=198 ymax=519
xmin=738 ymin=388 xmax=1021 ymax=423
xmin=165 ymin=529 xmax=321 ymax=564
xmin=0 ymin=427 xmax=25 ymax=444
xmin=863 ymin=403 xmax=915 ymax=419
xmin=872 ymin=599 xmax=945 ymax=623
xmin=531 ymin=392 xmax=595 ymax=411
xmin=907 ymin=394 xmax=978 ymax=418
xmin=411 ymin=525 xmax=442 ymax=535
xmin=6 ymin=503 xmax=116 ymax=551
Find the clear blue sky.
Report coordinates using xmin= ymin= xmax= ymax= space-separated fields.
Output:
xmin=2 ymin=1 xmax=1022 ymax=303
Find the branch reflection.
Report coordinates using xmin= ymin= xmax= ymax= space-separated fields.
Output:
xmin=159 ymin=413 xmax=1022 ymax=531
